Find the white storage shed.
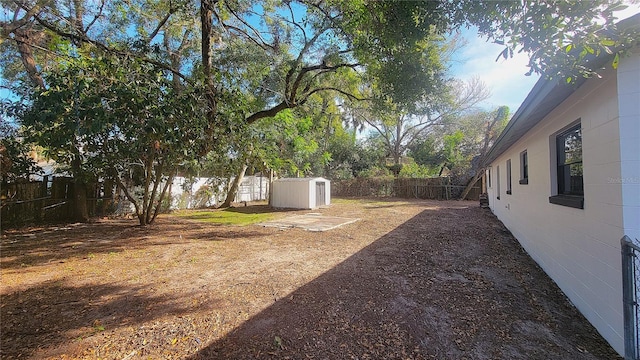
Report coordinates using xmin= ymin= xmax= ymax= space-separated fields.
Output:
xmin=271 ymin=177 xmax=330 ymax=209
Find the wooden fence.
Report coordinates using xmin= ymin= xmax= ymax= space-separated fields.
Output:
xmin=1 ymin=177 xmax=114 ymax=227
xmin=331 ymin=177 xmax=481 ymax=201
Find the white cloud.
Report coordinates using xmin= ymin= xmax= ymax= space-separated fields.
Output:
xmin=611 ymin=2 xmax=640 ymax=20
xmin=450 ymin=29 xmax=539 ymax=113
xmin=450 ymin=3 xmax=639 ymax=114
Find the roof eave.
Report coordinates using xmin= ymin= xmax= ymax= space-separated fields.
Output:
xmin=484 ymin=13 xmax=640 ymax=166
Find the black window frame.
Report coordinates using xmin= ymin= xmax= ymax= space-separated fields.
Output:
xmin=506 ymin=159 xmax=512 ymax=195
xmin=496 ymin=165 xmax=501 ymax=200
xmin=549 ymin=122 xmax=584 ymax=209
xmin=519 ymin=150 xmax=528 ymax=185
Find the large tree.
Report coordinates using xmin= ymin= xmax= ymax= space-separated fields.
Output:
xmin=407 ymin=106 xmax=510 ymax=196
xmin=2 ymin=0 xmax=637 ymax=222
xmin=351 ymin=77 xmax=490 ymax=170
xmin=3 ymin=1 xmax=635 ymax=117
xmin=455 ymin=107 xmax=510 ymax=199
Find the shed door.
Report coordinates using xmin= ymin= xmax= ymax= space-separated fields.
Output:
xmin=315 ymin=182 xmax=326 ymax=206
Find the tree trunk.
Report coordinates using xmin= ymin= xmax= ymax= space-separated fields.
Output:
xmin=268 ymin=169 xmax=274 ymax=206
xmin=71 ymin=157 xmax=89 ymax=222
xmin=73 ymin=181 xmax=89 ymax=222
xmin=101 ymin=179 xmax=114 ymax=216
xmin=459 ymin=169 xmax=484 ymax=201
xmin=200 ymin=0 xmax=219 ymax=154
xmin=220 ymin=164 xmax=248 ymax=208
xmin=14 ymin=28 xmax=45 ymax=89
xmin=148 ymin=172 xmax=175 ymax=224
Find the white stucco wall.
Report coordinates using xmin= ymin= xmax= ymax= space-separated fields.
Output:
xmin=487 ymin=52 xmax=640 ymax=355
xmin=617 ymin=50 xmax=640 ymax=242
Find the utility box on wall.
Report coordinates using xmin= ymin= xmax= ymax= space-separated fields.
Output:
xmin=271 ymin=177 xmax=330 ymax=209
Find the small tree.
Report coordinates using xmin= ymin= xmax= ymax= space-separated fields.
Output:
xmin=17 ymin=54 xmax=210 ymax=225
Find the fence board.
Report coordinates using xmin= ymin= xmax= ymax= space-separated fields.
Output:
xmin=332 ymin=177 xmax=481 ymax=201
xmin=1 ymin=177 xmax=114 ymax=227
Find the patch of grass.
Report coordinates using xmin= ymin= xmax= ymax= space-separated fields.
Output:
xmin=172 ymin=208 xmax=275 ymax=226
xmin=331 ymin=198 xmax=360 ymax=204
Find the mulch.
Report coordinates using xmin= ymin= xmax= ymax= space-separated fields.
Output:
xmin=0 ymin=199 xmax=622 ymax=359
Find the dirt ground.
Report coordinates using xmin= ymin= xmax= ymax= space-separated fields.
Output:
xmin=1 ymin=198 xmax=622 ymax=359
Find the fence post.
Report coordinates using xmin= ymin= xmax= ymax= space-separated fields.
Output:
xmin=622 ymin=235 xmax=639 ymax=360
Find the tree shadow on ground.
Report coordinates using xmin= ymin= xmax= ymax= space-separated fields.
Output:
xmin=0 ymin=218 xmax=268 ymax=269
xmin=1 ymin=280 xmax=219 ymax=359
xmin=187 ymin=206 xmax=621 ymax=360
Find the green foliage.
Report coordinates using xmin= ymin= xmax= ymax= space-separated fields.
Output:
xmin=358 ymin=166 xmax=393 ymax=179
xmin=2 ymin=0 xmax=635 ymax=221
xmin=398 ymin=161 xmax=440 ymax=178
xmin=438 ymin=0 xmax=636 ymax=80
xmin=0 ymin=115 xmax=41 ymax=183
xmin=408 ymin=136 xmax=444 ymax=169
xmin=412 ymin=106 xmax=510 ymax=184
xmin=442 ymin=130 xmax=466 ymax=169
xmin=15 ymin=53 xmax=211 ymax=224
xmin=250 ymin=109 xmax=321 ymax=177
xmin=337 ymin=0 xmax=449 ymax=110
xmin=346 ymin=135 xmax=389 ymax=178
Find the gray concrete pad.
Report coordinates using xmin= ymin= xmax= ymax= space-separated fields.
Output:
xmin=258 ymin=213 xmax=360 ymax=232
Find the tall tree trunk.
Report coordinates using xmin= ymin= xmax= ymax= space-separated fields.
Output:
xmin=268 ymin=169 xmax=274 ymax=206
xmin=200 ymin=0 xmax=219 ymax=153
xmin=14 ymin=28 xmax=45 ymax=88
xmin=71 ymin=156 xmax=89 ymax=222
xmin=459 ymin=169 xmax=484 ymax=201
xmin=221 ymin=164 xmax=248 ymax=208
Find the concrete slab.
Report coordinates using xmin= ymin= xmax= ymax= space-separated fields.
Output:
xmin=258 ymin=213 xmax=360 ymax=232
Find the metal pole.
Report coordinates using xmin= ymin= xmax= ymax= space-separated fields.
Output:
xmin=622 ymin=235 xmax=638 ymax=360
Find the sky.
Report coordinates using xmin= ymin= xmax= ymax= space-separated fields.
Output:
xmin=452 ymin=3 xmax=640 ymax=113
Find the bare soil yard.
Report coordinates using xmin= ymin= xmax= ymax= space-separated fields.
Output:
xmin=1 ymin=198 xmax=621 ymax=359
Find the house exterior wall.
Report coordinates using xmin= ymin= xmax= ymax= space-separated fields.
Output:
xmin=617 ymin=50 xmax=640 ymax=243
xmin=486 ymin=55 xmax=640 ymax=354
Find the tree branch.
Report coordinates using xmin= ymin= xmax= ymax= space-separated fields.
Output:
xmin=245 ymin=101 xmax=291 ymax=125
xmin=83 ymin=0 xmax=105 ymax=34
xmin=364 ymin=116 xmax=394 ymax=152
xmin=289 ymin=62 xmax=360 ymax=104
xmin=221 ymin=23 xmax=273 ymax=50
xmin=223 ymin=2 xmax=276 ymax=51
xmin=27 ymin=8 xmax=191 ymax=83
xmin=302 ymin=86 xmax=367 ymax=102
xmin=0 ymin=3 xmax=43 ymax=37
xmin=147 ymin=10 xmax=173 ymax=45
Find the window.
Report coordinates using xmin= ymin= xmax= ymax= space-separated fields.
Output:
xmin=496 ymin=165 xmax=501 ymax=200
xmin=487 ymin=168 xmax=492 ymax=188
xmin=519 ymin=150 xmax=528 ymax=184
xmin=549 ymin=122 xmax=584 ymax=209
xmin=506 ymin=159 xmax=512 ymax=194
